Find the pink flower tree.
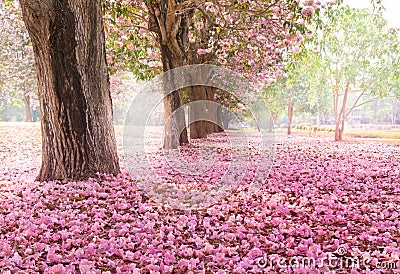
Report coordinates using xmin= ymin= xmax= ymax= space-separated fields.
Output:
xmin=103 ymin=0 xmax=332 ymax=147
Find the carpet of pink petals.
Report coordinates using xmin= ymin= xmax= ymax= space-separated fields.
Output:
xmin=0 ymin=123 xmax=399 ymax=273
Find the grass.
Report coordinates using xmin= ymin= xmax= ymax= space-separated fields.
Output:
xmin=280 ymin=128 xmax=400 ymax=139
xmin=344 ymin=131 xmax=400 ymax=139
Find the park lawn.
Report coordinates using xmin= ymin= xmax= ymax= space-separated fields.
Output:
xmin=287 ymin=128 xmax=400 ymax=143
xmin=345 ymin=131 xmax=400 ymax=139
xmin=0 ymin=123 xmax=399 ymax=273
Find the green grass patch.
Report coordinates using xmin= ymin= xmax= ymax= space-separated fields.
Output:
xmin=345 ymin=131 xmax=400 ymax=139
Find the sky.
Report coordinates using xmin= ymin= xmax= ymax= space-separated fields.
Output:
xmin=343 ymin=0 xmax=400 ymax=28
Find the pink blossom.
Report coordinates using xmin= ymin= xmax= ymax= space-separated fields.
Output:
xmin=196 ymin=22 xmax=204 ymax=30
xmin=46 ymin=248 xmax=62 ymax=263
xmin=293 ymin=46 xmax=302 ymax=53
xmin=301 ymin=6 xmax=315 ymax=17
xmin=197 ymin=49 xmax=208 ymax=55
xmin=48 ymin=264 xmax=66 ymax=274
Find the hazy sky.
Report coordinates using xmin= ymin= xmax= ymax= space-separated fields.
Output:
xmin=343 ymin=0 xmax=400 ymax=28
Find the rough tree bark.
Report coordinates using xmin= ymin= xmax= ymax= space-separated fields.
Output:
xmin=205 ymin=87 xmax=219 ymax=134
xmin=187 ymin=85 xmax=218 ymax=139
xmin=187 ymin=86 xmax=208 ymax=139
xmin=20 ymin=0 xmax=120 ymax=181
xmin=185 ymin=5 xmax=219 ymax=139
xmin=159 ymin=43 xmax=189 ymax=149
xmin=147 ymin=1 xmax=221 ymax=144
xmin=147 ymin=1 xmax=189 ymax=149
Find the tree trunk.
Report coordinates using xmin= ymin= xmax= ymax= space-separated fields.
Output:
xmin=23 ymin=94 xmax=33 ymax=122
xmin=334 ymin=120 xmax=344 ymax=141
xmin=339 ymin=119 xmax=345 ymax=140
xmin=159 ymin=43 xmax=189 ymax=149
xmin=205 ymin=87 xmax=219 ymax=135
xmin=148 ymin=1 xmax=190 ymax=149
xmin=223 ymin=114 xmax=231 ymax=130
xmin=216 ymin=105 xmax=224 ymax=132
xmin=333 ymin=80 xmax=350 ymax=142
xmin=187 ymin=86 xmax=219 ymax=139
xmin=187 ymin=86 xmax=208 ymax=139
xmin=269 ymin=111 xmax=277 ymax=132
xmin=20 ymin=0 xmax=120 ymax=181
xmin=334 ymin=123 xmax=340 ymax=141
xmin=287 ymin=103 xmax=293 ymax=135
xmin=269 ymin=116 xmax=274 ymax=132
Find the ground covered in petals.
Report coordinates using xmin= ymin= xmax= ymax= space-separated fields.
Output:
xmin=0 ymin=123 xmax=399 ymax=273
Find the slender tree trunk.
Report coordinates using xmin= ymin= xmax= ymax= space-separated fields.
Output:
xmin=334 ymin=121 xmax=340 ymax=141
xmin=287 ymin=102 xmax=293 ymax=135
xmin=334 ymin=118 xmax=346 ymax=141
xmin=20 ymin=0 xmax=120 ymax=181
xmin=269 ymin=116 xmax=274 ymax=132
xmin=339 ymin=119 xmax=345 ymax=140
xmin=23 ymin=94 xmax=33 ymax=122
xmin=269 ymin=111 xmax=277 ymax=132
xmin=333 ymin=80 xmax=350 ymax=142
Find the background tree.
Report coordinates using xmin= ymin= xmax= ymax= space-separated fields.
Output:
xmin=264 ymin=45 xmax=332 ymax=135
xmin=0 ymin=1 xmax=37 ymax=122
xmin=310 ymin=5 xmax=400 ymax=141
xmin=102 ymin=0 xmax=327 ymax=147
xmin=19 ymin=0 xmax=120 ymax=181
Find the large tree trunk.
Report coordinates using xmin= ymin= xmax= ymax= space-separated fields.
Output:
xmin=147 ymin=2 xmax=190 ymax=149
xmin=20 ymin=0 xmax=120 ymax=181
xmin=23 ymin=94 xmax=33 ymax=122
xmin=205 ymin=87 xmax=219 ymax=134
xmin=187 ymin=86 xmax=218 ymax=139
xmin=287 ymin=102 xmax=293 ymax=135
xmin=187 ymin=86 xmax=208 ymax=139
xmin=159 ymin=43 xmax=189 ymax=149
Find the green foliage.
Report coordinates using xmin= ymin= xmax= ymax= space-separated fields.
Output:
xmin=263 ymin=47 xmax=332 ymax=120
xmin=289 ymin=4 xmax=400 ymax=138
xmin=317 ymin=6 xmax=400 ymax=98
